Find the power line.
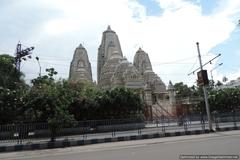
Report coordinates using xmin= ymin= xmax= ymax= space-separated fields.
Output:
xmin=187 ymin=53 xmax=221 ymax=76
xmin=151 ymin=56 xmax=196 ymax=65
xmin=187 ymin=57 xmax=198 ymax=74
xmin=210 ymin=63 xmax=223 ymax=80
xmin=39 ymin=55 xmax=199 ymax=64
xmin=159 ymin=73 xmax=190 ymax=76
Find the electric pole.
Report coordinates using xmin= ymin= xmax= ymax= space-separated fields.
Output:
xmin=196 ymin=42 xmax=213 ymax=131
xmin=15 ymin=42 xmax=34 ymax=71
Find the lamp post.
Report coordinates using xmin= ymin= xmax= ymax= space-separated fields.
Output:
xmin=36 ymin=56 xmax=41 ymax=77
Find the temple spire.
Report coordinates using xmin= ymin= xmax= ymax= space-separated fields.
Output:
xmin=79 ymin=43 xmax=84 ymax=48
xmin=107 ymin=25 xmax=111 ymax=31
xmin=97 ymin=25 xmax=123 ymax=83
xmin=69 ymin=44 xmax=93 ymax=83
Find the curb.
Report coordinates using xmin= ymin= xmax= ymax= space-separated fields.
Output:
xmin=0 ymin=127 xmax=239 ymax=153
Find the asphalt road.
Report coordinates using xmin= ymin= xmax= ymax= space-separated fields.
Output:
xmin=1 ymin=130 xmax=240 ymax=160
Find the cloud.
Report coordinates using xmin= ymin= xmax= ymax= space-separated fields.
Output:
xmin=0 ymin=0 xmax=239 ymax=85
xmin=120 ymin=0 xmax=238 ymax=84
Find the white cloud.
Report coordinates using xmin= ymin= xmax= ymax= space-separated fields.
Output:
xmin=1 ymin=0 xmax=240 ymax=85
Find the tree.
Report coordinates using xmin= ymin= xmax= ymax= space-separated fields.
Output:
xmin=68 ymin=82 xmax=99 ymax=120
xmin=215 ymin=80 xmax=223 ymax=87
xmin=0 ymin=54 xmax=27 ymax=124
xmin=24 ymin=69 xmax=75 ymax=121
xmin=31 ymin=67 xmax=57 ymax=86
xmin=208 ymin=88 xmax=240 ymax=113
xmin=0 ymin=54 xmax=25 ymax=89
xmin=68 ymin=86 xmax=144 ymax=120
xmin=174 ymin=82 xmax=192 ymax=98
xmin=23 ymin=68 xmax=75 ymax=141
xmin=0 ymin=87 xmax=26 ymax=123
xmin=97 ymin=88 xmax=144 ymax=119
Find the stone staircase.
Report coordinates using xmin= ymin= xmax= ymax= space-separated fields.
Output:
xmin=152 ymin=100 xmax=174 ymax=119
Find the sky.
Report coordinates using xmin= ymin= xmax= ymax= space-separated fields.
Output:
xmin=0 ymin=0 xmax=240 ymax=86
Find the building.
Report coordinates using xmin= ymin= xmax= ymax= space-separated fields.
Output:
xmin=69 ymin=26 xmax=177 ymax=119
xmin=218 ymin=77 xmax=240 ymax=89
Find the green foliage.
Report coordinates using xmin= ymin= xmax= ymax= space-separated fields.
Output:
xmin=0 ymin=54 xmax=28 ymax=124
xmin=173 ymin=81 xmax=240 ymax=113
xmin=97 ymin=88 xmax=144 ymax=119
xmin=31 ymin=67 xmax=57 ymax=86
xmin=0 ymin=87 xmax=26 ymax=123
xmin=208 ymin=88 xmax=240 ymax=112
xmin=69 ymin=87 xmax=144 ymax=120
xmin=215 ymin=80 xmax=223 ymax=87
xmin=174 ymin=82 xmax=194 ymax=98
xmin=0 ymin=54 xmax=25 ymax=90
xmin=67 ymin=82 xmax=98 ymax=120
xmin=0 ymin=66 xmax=144 ymax=124
xmin=23 ymin=69 xmax=74 ymax=123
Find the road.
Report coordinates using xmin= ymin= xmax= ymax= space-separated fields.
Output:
xmin=1 ymin=130 xmax=240 ymax=160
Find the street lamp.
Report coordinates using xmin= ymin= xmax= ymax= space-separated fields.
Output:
xmin=36 ymin=56 xmax=41 ymax=77
xmin=210 ymin=63 xmax=223 ymax=80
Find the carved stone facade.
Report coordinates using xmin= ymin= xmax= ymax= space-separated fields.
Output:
xmin=69 ymin=26 xmax=177 ymax=119
xmin=69 ymin=44 xmax=92 ymax=83
xmin=133 ymin=48 xmax=153 ymax=75
xmin=97 ymin=26 xmax=123 ymax=83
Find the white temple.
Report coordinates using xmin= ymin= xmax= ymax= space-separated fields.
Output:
xmin=69 ymin=26 xmax=177 ymax=119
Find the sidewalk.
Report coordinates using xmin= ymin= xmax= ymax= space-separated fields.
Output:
xmin=0 ymin=125 xmax=239 ymax=153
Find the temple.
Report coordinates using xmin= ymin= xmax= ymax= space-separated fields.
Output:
xmin=69 ymin=44 xmax=92 ymax=83
xmin=69 ymin=26 xmax=177 ymax=119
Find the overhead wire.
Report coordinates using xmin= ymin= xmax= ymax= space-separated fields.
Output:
xmin=186 ymin=56 xmax=198 ymax=74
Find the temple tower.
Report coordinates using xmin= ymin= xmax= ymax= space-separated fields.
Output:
xmin=133 ymin=48 xmax=153 ymax=75
xmin=98 ymin=51 xmax=122 ymax=89
xmin=69 ymin=44 xmax=92 ymax=83
xmin=97 ymin=25 xmax=123 ymax=83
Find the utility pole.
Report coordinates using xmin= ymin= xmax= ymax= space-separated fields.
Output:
xmin=196 ymin=42 xmax=213 ymax=131
xmin=15 ymin=42 xmax=34 ymax=71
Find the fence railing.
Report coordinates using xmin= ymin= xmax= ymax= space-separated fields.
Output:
xmin=0 ymin=118 xmax=144 ymax=144
xmin=0 ymin=113 xmax=239 ymax=146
